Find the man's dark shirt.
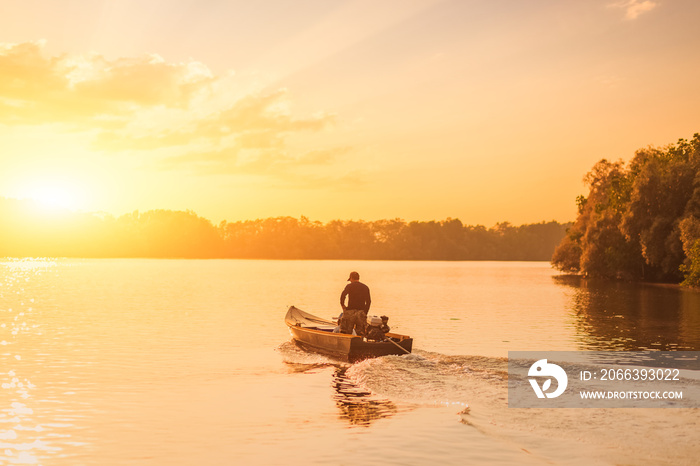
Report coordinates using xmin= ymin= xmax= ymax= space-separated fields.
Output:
xmin=340 ymin=281 xmax=371 ymax=312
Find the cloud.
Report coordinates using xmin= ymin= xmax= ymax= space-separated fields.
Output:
xmin=0 ymin=41 xmax=346 ymax=181
xmin=159 ymin=145 xmax=351 ymax=177
xmin=93 ymin=90 xmax=335 ymax=151
xmin=608 ymin=0 xmax=658 ymax=20
xmin=0 ymin=41 xmax=213 ymax=125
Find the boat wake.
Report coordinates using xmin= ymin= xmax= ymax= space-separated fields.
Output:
xmin=351 ymin=351 xmax=700 ymax=465
xmin=278 ymin=343 xmax=700 ymax=465
xmin=345 ymin=350 xmax=508 ymax=408
xmin=277 ymin=341 xmax=509 ymax=407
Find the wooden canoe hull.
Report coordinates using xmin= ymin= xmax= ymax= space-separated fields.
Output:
xmin=285 ymin=306 xmax=413 ymax=363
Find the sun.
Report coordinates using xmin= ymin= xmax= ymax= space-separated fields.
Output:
xmin=7 ymin=174 xmax=88 ymax=213
xmin=32 ymin=185 xmax=77 ymax=210
xmin=22 ymin=181 xmax=82 ymax=211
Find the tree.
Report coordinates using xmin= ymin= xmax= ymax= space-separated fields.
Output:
xmin=553 ymin=133 xmax=700 ymax=286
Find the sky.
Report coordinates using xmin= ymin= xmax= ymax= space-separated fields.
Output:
xmin=1 ymin=0 xmax=699 ymax=225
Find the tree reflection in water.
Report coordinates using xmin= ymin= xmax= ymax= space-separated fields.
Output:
xmin=554 ymin=275 xmax=700 ymax=351
xmin=332 ymin=367 xmax=397 ymax=427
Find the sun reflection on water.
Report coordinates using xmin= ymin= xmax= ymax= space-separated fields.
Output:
xmin=1 ymin=259 xmax=75 ymax=465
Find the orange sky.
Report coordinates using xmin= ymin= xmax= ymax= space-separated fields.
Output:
xmin=1 ymin=0 xmax=699 ymax=225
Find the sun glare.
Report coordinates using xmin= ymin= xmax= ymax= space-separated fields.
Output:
xmin=28 ymin=184 xmax=80 ymax=211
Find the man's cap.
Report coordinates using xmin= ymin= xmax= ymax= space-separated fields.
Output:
xmin=347 ymin=271 xmax=360 ymax=281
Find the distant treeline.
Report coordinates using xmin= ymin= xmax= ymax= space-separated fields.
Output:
xmin=0 ymin=199 xmax=568 ymax=260
xmin=552 ymin=133 xmax=700 ymax=287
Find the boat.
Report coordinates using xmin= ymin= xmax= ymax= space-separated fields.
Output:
xmin=285 ymin=306 xmax=413 ymax=362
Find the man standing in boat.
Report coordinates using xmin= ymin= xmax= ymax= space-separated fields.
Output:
xmin=339 ymin=271 xmax=371 ymax=336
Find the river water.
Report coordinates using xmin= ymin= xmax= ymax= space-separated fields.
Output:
xmin=0 ymin=259 xmax=699 ymax=465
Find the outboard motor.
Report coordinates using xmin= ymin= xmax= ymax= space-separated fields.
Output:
xmin=365 ymin=315 xmax=391 ymax=341
xmin=380 ymin=315 xmax=390 ymax=334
